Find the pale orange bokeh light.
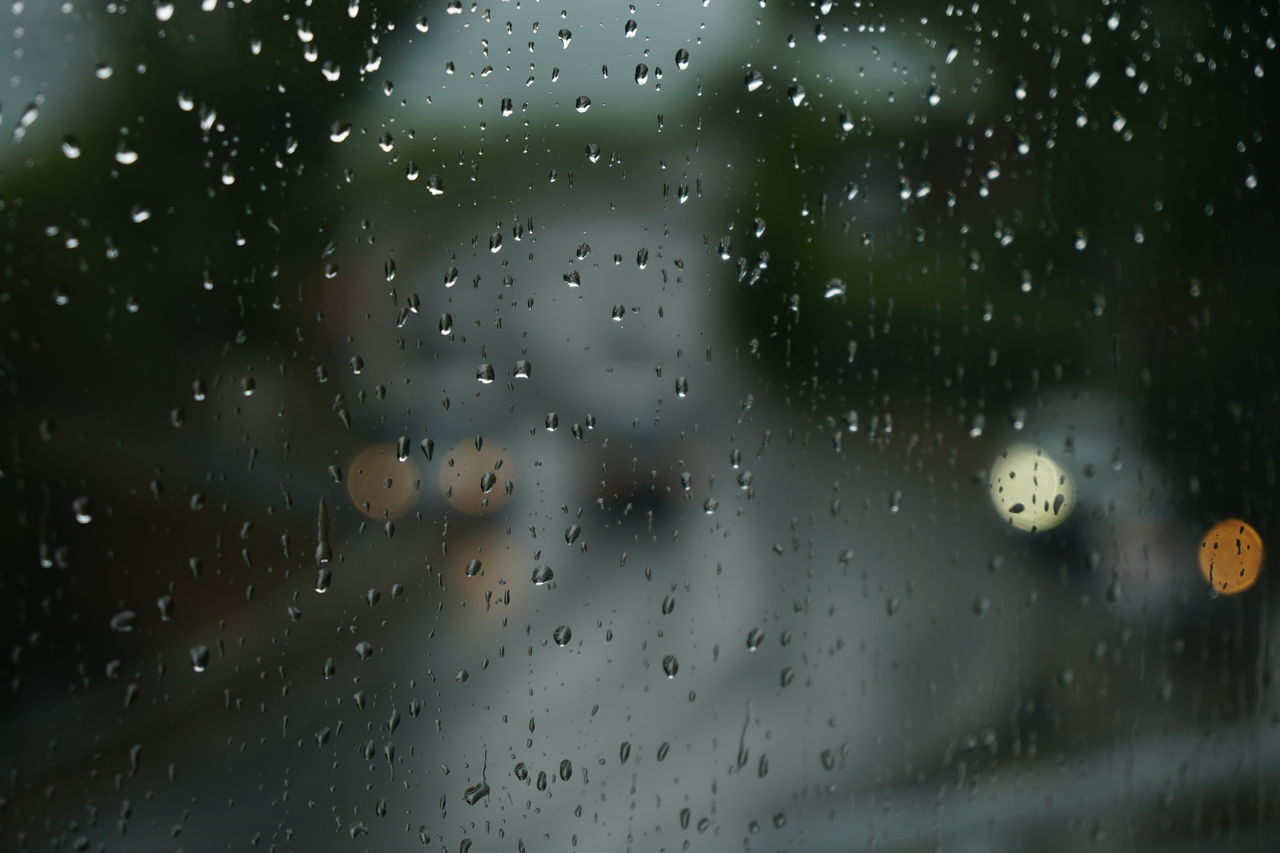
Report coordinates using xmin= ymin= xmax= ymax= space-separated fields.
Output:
xmin=347 ymin=444 xmax=420 ymax=519
xmin=1198 ymin=518 xmax=1264 ymax=595
xmin=437 ymin=438 xmax=512 ymax=515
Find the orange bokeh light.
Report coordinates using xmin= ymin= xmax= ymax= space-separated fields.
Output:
xmin=1198 ymin=518 xmax=1264 ymax=595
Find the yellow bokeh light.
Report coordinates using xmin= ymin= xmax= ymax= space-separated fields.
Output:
xmin=1198 ymin=518 xmax=1263 ymax=595
xmin=347 ymin=444 xmax=420 ymax=519
xmin=988 ymin=443 xmax=1076 ymax=533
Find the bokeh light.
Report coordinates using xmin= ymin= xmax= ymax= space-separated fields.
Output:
xmin=437 ymin=438 xmax=513 ymax=515
xmin=1198 ymin=518 xmax=1263 ymax=595
xmin=347 ymin=444 xmax=420 ymax=519
xmin=988 ymin=443 xmax=1076 ymax=532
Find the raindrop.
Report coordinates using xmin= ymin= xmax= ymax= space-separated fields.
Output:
xmin=574 ymin=96 xmax=591 ymax=113
xmin=72 ymin=496 xmax=93 ymax=524
xmin=476 ymin=363 xmax=496 ymax=384
xmin=190 ymin=644 xmax=210 ymax=672
xmin=110 ymin=610 xmax=138 ymax=632
xmin=329 ymin=122 xmax=352 ymax=143
xmin=661 ymin=655 xmax=679 ymax=677
xmin=675 ymin=49 xmax=690 ymax=70
xmin=553 ymin=625 xmax=572 ymax=646
xmin=744 ymin=70 xmax=764 ymax=92
xmin=465 ymin=558 xmax=483 ymax=577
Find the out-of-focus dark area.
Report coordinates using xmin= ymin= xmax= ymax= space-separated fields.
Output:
xmin=1 ymin=1 xmax=1277 ymax=850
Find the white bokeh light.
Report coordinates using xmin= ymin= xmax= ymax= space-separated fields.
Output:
xmin=989 ymin=443 xmax=1076 ymax=532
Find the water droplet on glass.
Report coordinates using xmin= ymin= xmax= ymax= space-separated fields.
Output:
xmin=110 ymin=610 xmax=138 ymax=632
xmin=575 ymin=96 xmax=591 ymax=113
xmin=553 ymin=625 xmax=572 ymax=646
xmin=465 ymin=558 xmax=483 ymax=577
xmin=190 ymin=644 xmax=210 ymax=672
xmin=744 ymin=70 xmax=764 ymax=92
xmin=72 ymin=496 xmax=93 ymax=524
xmin=661 ymin=655 xmax=679 ymax=677
xmin=675 ymin=48 xmax=690 ymax=70
xmin=476 ymin=363 xmax=496 ymax=384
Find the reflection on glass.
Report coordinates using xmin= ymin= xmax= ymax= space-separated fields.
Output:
xmin=346 ymin=444 xmax=419 ymax=519
xmin=988 ymin=443 xmax=1075 ymax=532
xmin=1198 ymin=518 xmax=1264 ymax=595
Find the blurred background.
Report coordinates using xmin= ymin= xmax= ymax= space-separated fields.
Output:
xmin=1 ymin=1 xmax=1278 ymax=851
